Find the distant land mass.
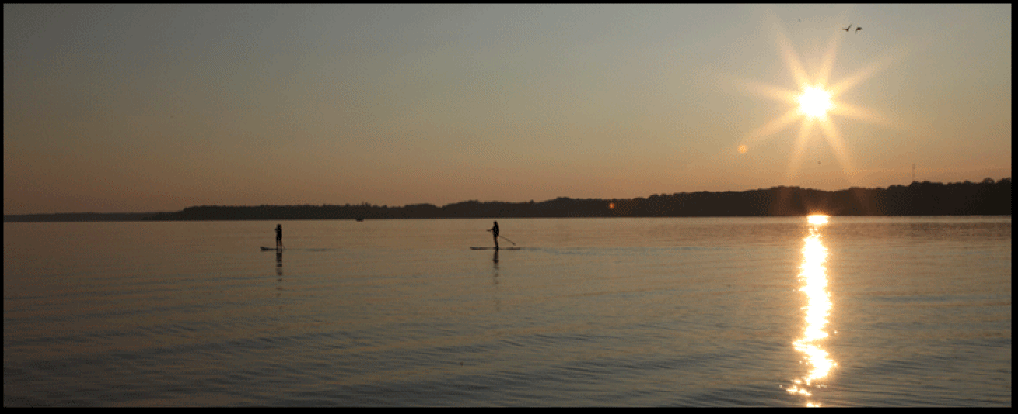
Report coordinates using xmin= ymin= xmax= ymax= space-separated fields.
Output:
xmin=4 ymin=179 xmax=1011 ymax=222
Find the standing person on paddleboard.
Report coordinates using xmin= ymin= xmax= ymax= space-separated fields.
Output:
xmin=275 ymin=224 xmax=283 ymax=250
xmin=489 ymin=221 xmax=499 ymax=250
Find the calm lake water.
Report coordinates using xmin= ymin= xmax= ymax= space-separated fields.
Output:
xmin=3 ymin=217 xmax=1011 ymax=406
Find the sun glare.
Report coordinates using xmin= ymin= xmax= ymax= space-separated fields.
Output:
xmin=798 ymin=86 xmax=833 ymax=119
xmin=807 ymin=214 xmax=829 ymax=225
xmin=736 ymin=14 xmax=900 ymax=184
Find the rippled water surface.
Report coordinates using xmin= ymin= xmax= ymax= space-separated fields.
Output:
xmin=4 ymin=217 xmax=1011 ymax=406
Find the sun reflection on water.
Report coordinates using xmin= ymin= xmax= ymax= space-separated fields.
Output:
xmin=787 ymin=215 xmax=836 ymax=406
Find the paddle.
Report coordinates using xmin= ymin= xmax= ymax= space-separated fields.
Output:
xmin=487 ymin=229 xmax=517 ymax=246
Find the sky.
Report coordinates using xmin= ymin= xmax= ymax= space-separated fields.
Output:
xmin=4 ymin=4 xmax=1011 ymax=214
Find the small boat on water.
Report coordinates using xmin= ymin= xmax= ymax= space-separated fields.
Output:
xmin=355 ymin=218 xmax=364 ymax=222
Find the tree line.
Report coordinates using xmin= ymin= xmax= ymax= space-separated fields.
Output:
xmin=143 ymin=178 xmax=1011 ymax=221
xmin=4 ymin=178 xmax=1009 ymax=222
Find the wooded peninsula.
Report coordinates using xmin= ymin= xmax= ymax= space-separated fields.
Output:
xmin=5 ymin=179 xmax=1011 ymax=222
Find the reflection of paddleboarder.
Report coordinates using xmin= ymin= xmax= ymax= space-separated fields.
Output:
xmin=488 ymin=221 xmax=499 ymax=250
xmin=275 ymin=224 xmax=283 ymax=250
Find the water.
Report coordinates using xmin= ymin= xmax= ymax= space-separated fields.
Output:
xmin=3 ymin=217 xmax=1011 ymax=406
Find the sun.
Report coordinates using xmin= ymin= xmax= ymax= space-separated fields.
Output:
xmin=798 ymin=86 xmax=833 ymax=119
xmin=735 ymin=14 xmax=899 ymax=183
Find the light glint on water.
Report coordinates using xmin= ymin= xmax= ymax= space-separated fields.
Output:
xmin=788 ymin=215 xmax=836 ymax=406
xmin=3 ymin=218 xmax=1011 ymax=406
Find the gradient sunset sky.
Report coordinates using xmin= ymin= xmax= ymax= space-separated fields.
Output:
xmin=4 ymin=4 xmax=1011 ymax=214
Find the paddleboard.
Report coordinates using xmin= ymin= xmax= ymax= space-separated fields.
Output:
xmin=470 ymin=247 xmax=522 ymax=250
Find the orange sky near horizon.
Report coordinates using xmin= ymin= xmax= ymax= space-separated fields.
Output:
xmin=4 ymin=4 xmax=1011 ymax=214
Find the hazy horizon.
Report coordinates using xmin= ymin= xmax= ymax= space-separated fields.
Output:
xmin=4 ymin=5 xmax=1011 ymax=215
xmin=4 ymin=177 xmax=1013 ymax=216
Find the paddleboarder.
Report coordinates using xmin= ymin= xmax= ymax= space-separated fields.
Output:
xmin=275 ymin=224 xmax=283 ymax=250
xmin=489 ymin=221 xmax=499 ymax=250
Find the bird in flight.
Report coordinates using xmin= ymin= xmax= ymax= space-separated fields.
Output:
xmin=855 ymin=26 xmax=862 ymax=33
xmin=843 ymin=24 xmax=852 ymax=32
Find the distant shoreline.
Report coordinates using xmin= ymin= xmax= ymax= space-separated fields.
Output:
xmin=5 ymin=179 xmax=1011 ymax=222
xmin=4 ymin=212 xmax=166 ymax=223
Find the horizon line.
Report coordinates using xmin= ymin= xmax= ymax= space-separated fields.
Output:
xmin=5 ymin=178 xmax=1010 ymax=217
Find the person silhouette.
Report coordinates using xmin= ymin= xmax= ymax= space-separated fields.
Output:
xmin=275 ymin=224 xmax=283 ymax=250
xmin=489 ymin=221 xmax=499 ymax=250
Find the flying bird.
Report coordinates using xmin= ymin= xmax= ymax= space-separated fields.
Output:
xmin=843 ymin=24 xmax=852 ymax=32
xmin=855 ymin=26 xmax=862 ymax=33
